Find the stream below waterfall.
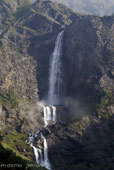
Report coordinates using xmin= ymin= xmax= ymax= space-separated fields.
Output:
xmin=28 ymin=30 xmax=64 ymax=170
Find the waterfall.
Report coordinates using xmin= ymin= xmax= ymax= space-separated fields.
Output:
xmin=47 ymin=30 xmax=64 ymax=105
xmin=31 ymin=144 xmax=40 ymax=164
xmin=43 ymin=106 xmax=57 ymax=126
xmin=46 ymin=107 xmax=52 ymax=121
xmin=31 ymin=143 xmax=44 ymax=166
xmin=41 ymin=30 xmax=64 ymax=169
xmin=29 ymin=31 xmax=64 ymax=170
xmin=41 ymin=134 xmax=52 ymax=170
xmin=28 ymin=131 xmax=51 ymax=169
xmin=38 ymin=149 xmax=43 ymax=165
xmin=43 ymin=106 xmax=48 ymax=127
xmin=52 ymin=106 xmax=56 ymax=123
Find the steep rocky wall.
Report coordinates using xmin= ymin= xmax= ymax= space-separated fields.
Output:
xmin=47 ymin=115 xmax=114 ymax=170
xmin=0 ymin=0 xmax=73 ymax=132
xmin=63 ymin=15 xmax=114 ymax=105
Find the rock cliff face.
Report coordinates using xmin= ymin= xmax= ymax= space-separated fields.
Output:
xmin=0 ymin=0 xmax=114 ymax=170
xmin=63 ymin=15 xmax=114 ymax=104
xmin=0 ymin=0 xmax=73 ymax=132
xmin=47 ymin=14 xmax=114 ymax=170
xmin=47 ymin=115 xmax=114 ymax=170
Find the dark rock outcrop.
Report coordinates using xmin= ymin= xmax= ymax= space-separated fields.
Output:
xmin=63 ymin=15 xmax=114 ymax=106
xmin=47 ymin=115 xmax=114 ymax=170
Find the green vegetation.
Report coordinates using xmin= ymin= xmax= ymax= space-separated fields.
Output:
xmin=30 ymin=8 xmax=54 ymax=22
xmin=0 ymin=93 xmax=19 ymax=108
xmin=21 ymin=25 xmax=38 ymax=33
xmin=3 ymin=14 xmax=15 ymax=29
xmin=96 ymin=89 xmax=113 ymax=109
xmin=94 ymin=89 xmax=114 ymax=119
xmin=18 ymin=0 xmax=32 ymax=7
xmin=0 ymin=131 xmax=28 ymax=159
xmin=54 ymin=4 xmax=71 ymax=17
xmin=9 ymin=14 xmax=16 ymax=21
xmin=0 ymin=131 xmax=47 ymax=170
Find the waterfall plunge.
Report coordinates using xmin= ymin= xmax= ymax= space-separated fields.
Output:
xmin=43 ymin=106 xmax=57 ymax=127
xmin=47 ymin=30 xmax=64 ymax=105
xmin=29 ymin=31 xmax=64 ymax=170
xmin=41 ymin=31 xmax=64 ymax=169
xmin=31 ymin=144 xmax=40 ymax=164
xmin=41 ymin=134 xmax=52 ymax=170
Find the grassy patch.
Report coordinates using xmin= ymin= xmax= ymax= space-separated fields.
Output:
xmin=30 ymin=8 xmax=54 ymax=21
xmin=54 ymin=4 xmax=71 ymax=17
xmin=1 ymin=131 xmax=27 ymax=153
xmin=0 ymin=131 xmax=47 ymax=170
xmin=0 ymin=93 xmax=19 ymax=108
xmin=20 ymin=26 xmax=38 ymax=33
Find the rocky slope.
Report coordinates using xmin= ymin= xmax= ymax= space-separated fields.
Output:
xmin=0 ymin=0 xmax=74 ymax=133
xmin=63 ymin=15 xmax=114 ymax=105
xmin=0 ymin=0 xmax=75 ymax=167
xmin=47 ymin=114 xmax=114 ymax=170
xmin=0 ymin=0 xmax=114 ymax=170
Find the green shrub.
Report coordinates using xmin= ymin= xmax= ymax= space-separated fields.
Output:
xmin=96 ymin=89 xmax=113 ymax=109
xmin=0 ymin=93 xmax=19 ymax=108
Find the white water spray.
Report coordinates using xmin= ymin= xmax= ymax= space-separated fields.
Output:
xmin=31 ymin=144 xmax=40 ymax=164
xmin=43 ymin=106 xmax=48 ymax=127
xmin=28 ymin=133 xmax=43 ymax=165
xmin=29 ymin=131 xmax=51 ymax=169
xmin=43 ymin=105 xmax=57 ymax=126
xmin=52 ymin=106 xmax=56 ymax=123
xmin=47 ymin=30 xmax=64 ymax=105
xmin=46 ymin=107 xmax=52 ymax=121
xmin=41 ymin=134 xmax=52 ymax=170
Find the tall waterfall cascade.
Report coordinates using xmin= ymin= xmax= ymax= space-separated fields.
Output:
xmin=29 ymin=31 xmax=64 ymax=170
xmin=47 ymin=30 xmax=64 ymax=105
xmin=28 ymin=130 xmax=51 ymax=170
xmin=43 ymin=106 xmax=56 ymax=127
xmin=41 ymin=133 xmax=52 ymax=170
xmin=28 ymin=106 xmax=54 ymax=170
